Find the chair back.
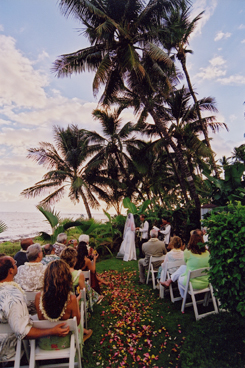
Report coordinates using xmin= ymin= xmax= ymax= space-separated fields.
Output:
xmin=82 ymin=270 xmax=91 ymax=285
xmin=25 ymin=291 xmax=37 ymax=302
xmin=29 ymin=316 xmax=82 ymax=368
xmin=0 ymin=323 xmax=24 ymax=367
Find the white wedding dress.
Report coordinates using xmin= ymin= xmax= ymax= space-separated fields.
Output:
xmin=117 ymin=213 xmax=137 ymax=262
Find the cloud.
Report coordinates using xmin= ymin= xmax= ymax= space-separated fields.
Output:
xmin=191 ymin=0 xmax=218 ymax=38
xmin=214 ymin=31 xmax=231 ymax=42
xmin=217 ymin=75 xmax=245 ymax=85
xmin=0 ymin=25 xmax=4 ymax=32
xmin=0 ymin=34 xmax=48 ymax=109
xmin=209 ymin=56 xmax=226 ymax=66
xmin=241 ymin=39 xmax=245 ymax=44
xmin=239 ymin=24 xmax=245 ymax=29
xmin=196 ymin=56 xmax=226 ymax=80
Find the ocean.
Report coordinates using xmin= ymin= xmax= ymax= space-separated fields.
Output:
xmin=0 ymin=212 xmax=108 ymax=242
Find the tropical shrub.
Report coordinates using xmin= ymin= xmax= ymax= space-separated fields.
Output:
xmin=202 ymin=202 xmax=245 ymax=316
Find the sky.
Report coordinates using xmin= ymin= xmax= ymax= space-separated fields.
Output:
xmin=0 ymin=0 xmax=244 ymax=215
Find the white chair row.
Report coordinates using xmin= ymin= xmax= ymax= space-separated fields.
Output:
xmin=0 ymin=286 xmax=87 ymax=368
xmin=146 ymin=255 xmax=165 ymax=289
xmin=0 ymin=323 xmax=29 ymax=368
xmin=159 ymin=261 xmax=219 ymax=320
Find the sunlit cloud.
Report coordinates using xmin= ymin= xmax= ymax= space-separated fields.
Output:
xmin=214 ymin=31 xmax=231 ymax=41
xmin=191 ymin=0 xmax=218 ymax=37
xmin=217 ymin=75 xmax=245 ymax=85
xmin=0 ymin=34 xmax=48 ymax=109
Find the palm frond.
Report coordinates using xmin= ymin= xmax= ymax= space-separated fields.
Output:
xmin=36 ymin=205 xmax=60 ymax=229
xmin=0 ymin=220 xmax=7 ymax=233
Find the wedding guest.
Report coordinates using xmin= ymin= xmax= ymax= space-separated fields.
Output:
xmin=53 ymin=233 xmax=67 ymax=256
xmin=15 ymin=243 xmax=46 ymax=291
xmin=14 ymin=238 xmax=33 ymax=267
xmin=138 ymin=229 xmax=167 ymax=284
xmin=41 ymin=244 xmax=60 ymax=265
xmin=161 ymin=233 xmax=210 ymax=297
xmin=35 ymin=260 xmax=92 ymax=352
xmin=75 ymin=242 xmax=110 ymax=294
xmin=0 ymin=256 xmax=70 ymax=361
xmin=157 ymin=236 xmax=185 ymax=283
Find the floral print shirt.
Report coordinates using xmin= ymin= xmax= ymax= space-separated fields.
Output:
xmin=41 ymin=254 xmax=60 ymax=265
xmin=14 ymin=262 xmax=46 ymax=291
xmin=0 ymin=283 xmax=32 ymax=361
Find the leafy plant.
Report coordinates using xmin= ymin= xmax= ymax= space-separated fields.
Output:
xmin=123 ymin=197 xmax=151 ymax=216
xmin=202 ymin=202 xmax=245 ymax=316
xmin=37 ymin=205 xmax=84 ymax=243
xmin=0 ymin=220 xmax=7 ymax=233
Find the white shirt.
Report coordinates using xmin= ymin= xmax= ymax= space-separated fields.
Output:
xmin=14 ymin=262 xmax=46 ymax=291
xmin=159 ymin=224 xmax=171 ymax=244
xmin=0 ymin=283 xmax=32 ymax=361
xmin=138 ymin=221 xmax=149 ymax=240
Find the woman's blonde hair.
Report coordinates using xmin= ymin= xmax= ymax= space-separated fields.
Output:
xmin=42 ymin=260 xmax=72 ymax=319
xmin=60 ymin=246 xmax=77 ymax=267
xmin=170 ymin=236 xmax=182 ymax=249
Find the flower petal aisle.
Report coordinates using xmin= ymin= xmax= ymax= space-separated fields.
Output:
xmin=83 ymin=267 xmax=187 ymax=368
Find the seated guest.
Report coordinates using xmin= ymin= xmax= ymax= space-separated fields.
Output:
xmin=53 ymin=233 xmax=67 ymax=256
xmin=14 ymin=238 xmax=33 ymax=267
xmin=41 ymin=243 xmax=60 ymax=265
xmin=75 ymin=242 xmax=110 ymax=294
xmin=60 ymin=247 xmax=102 ymax=311
xmin=15 ymin=243 xmax=46 ymax=291
xmin=161 ymin=233 xmax=210 ymax=297
xmin=35 ymin=260 xmax=92 ymax=351
xmin=0 ymin=256 xmax=70 ymax=361
xmin=158 ymin=236 xmax=184 ymax=283
xmin=138 ymin=229 xmax=167 ymax=284
xmin=78 ymin=234 xmax=94 ymax=257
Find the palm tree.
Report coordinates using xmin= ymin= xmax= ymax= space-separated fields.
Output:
xmin=160 ymin=0 xmax=223 ymax=177
xmin=0 ymin=220 xmax=7 ymax=234
xmin=84 ymin=107 xmax=141 ymax=214
xmin=53 ymin=0 xmax=212 ymax=218
xmin=21 ymin=125 xmax=109 ymax=218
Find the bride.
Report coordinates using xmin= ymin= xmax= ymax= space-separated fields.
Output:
xmin=117 ymin=213 xmax=136 ymax=261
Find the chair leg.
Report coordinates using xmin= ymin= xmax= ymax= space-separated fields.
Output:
xmin=29 ymin=340 xmax=35 ymax=368
xmin=181 ymin=286 xmax=188 ymax=313
xmin=14 ymin=339 xmax=21 ymax=368
xmin=69 ymin=335 xmax=75 ymax=368
xmin=159 ymin=284 xmax=164 ymax=299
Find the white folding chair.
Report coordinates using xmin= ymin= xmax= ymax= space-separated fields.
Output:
xmin=82 ymin=270 xmax=91 ymax=285
xmin=180 ymin=267 xmax=219 ymax=320
xmin=29 ymin=317 xmax=82 ymax=368
xmin=159 ymin=259 xmax=185 ymax=301
xmin=146 ymin=255 xmax=165 ymax=289
xmin=80 ymin=288 xmax=87 ymax=329
xmin=82 ymin=270 xmax=93 ymax=313
xmin=0 ymin=323 xmax=29 ymax=368
xmin=25 ymin=291 xmax=37 ymax=302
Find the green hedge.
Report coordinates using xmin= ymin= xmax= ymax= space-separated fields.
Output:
xmin=202 ymin=202 xmax=245 ymax=316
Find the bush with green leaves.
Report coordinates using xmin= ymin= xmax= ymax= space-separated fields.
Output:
xmin=202 ymin=202 xmax=245 ymax=316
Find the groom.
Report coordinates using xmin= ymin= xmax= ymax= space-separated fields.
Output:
xmin=136 ymin=214 xmax=149 ymax=258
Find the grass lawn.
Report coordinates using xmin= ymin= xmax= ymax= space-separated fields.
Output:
xmin=82 ymin=257 xmax=245 ymax=368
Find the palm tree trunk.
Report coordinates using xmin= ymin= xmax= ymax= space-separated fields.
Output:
xmin=149 ymin=109 xmax=201 ymax=222
xmin=79 ymin=188 xmax=92 ymax=219
xmin=161 ymin=137 xmax=189 ymax=205
xmin=179 ymin=54 xmax=220 ymax=178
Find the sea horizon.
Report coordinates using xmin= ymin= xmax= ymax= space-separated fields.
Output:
xmin=0 ymin=211 xmax=108 ymax=242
